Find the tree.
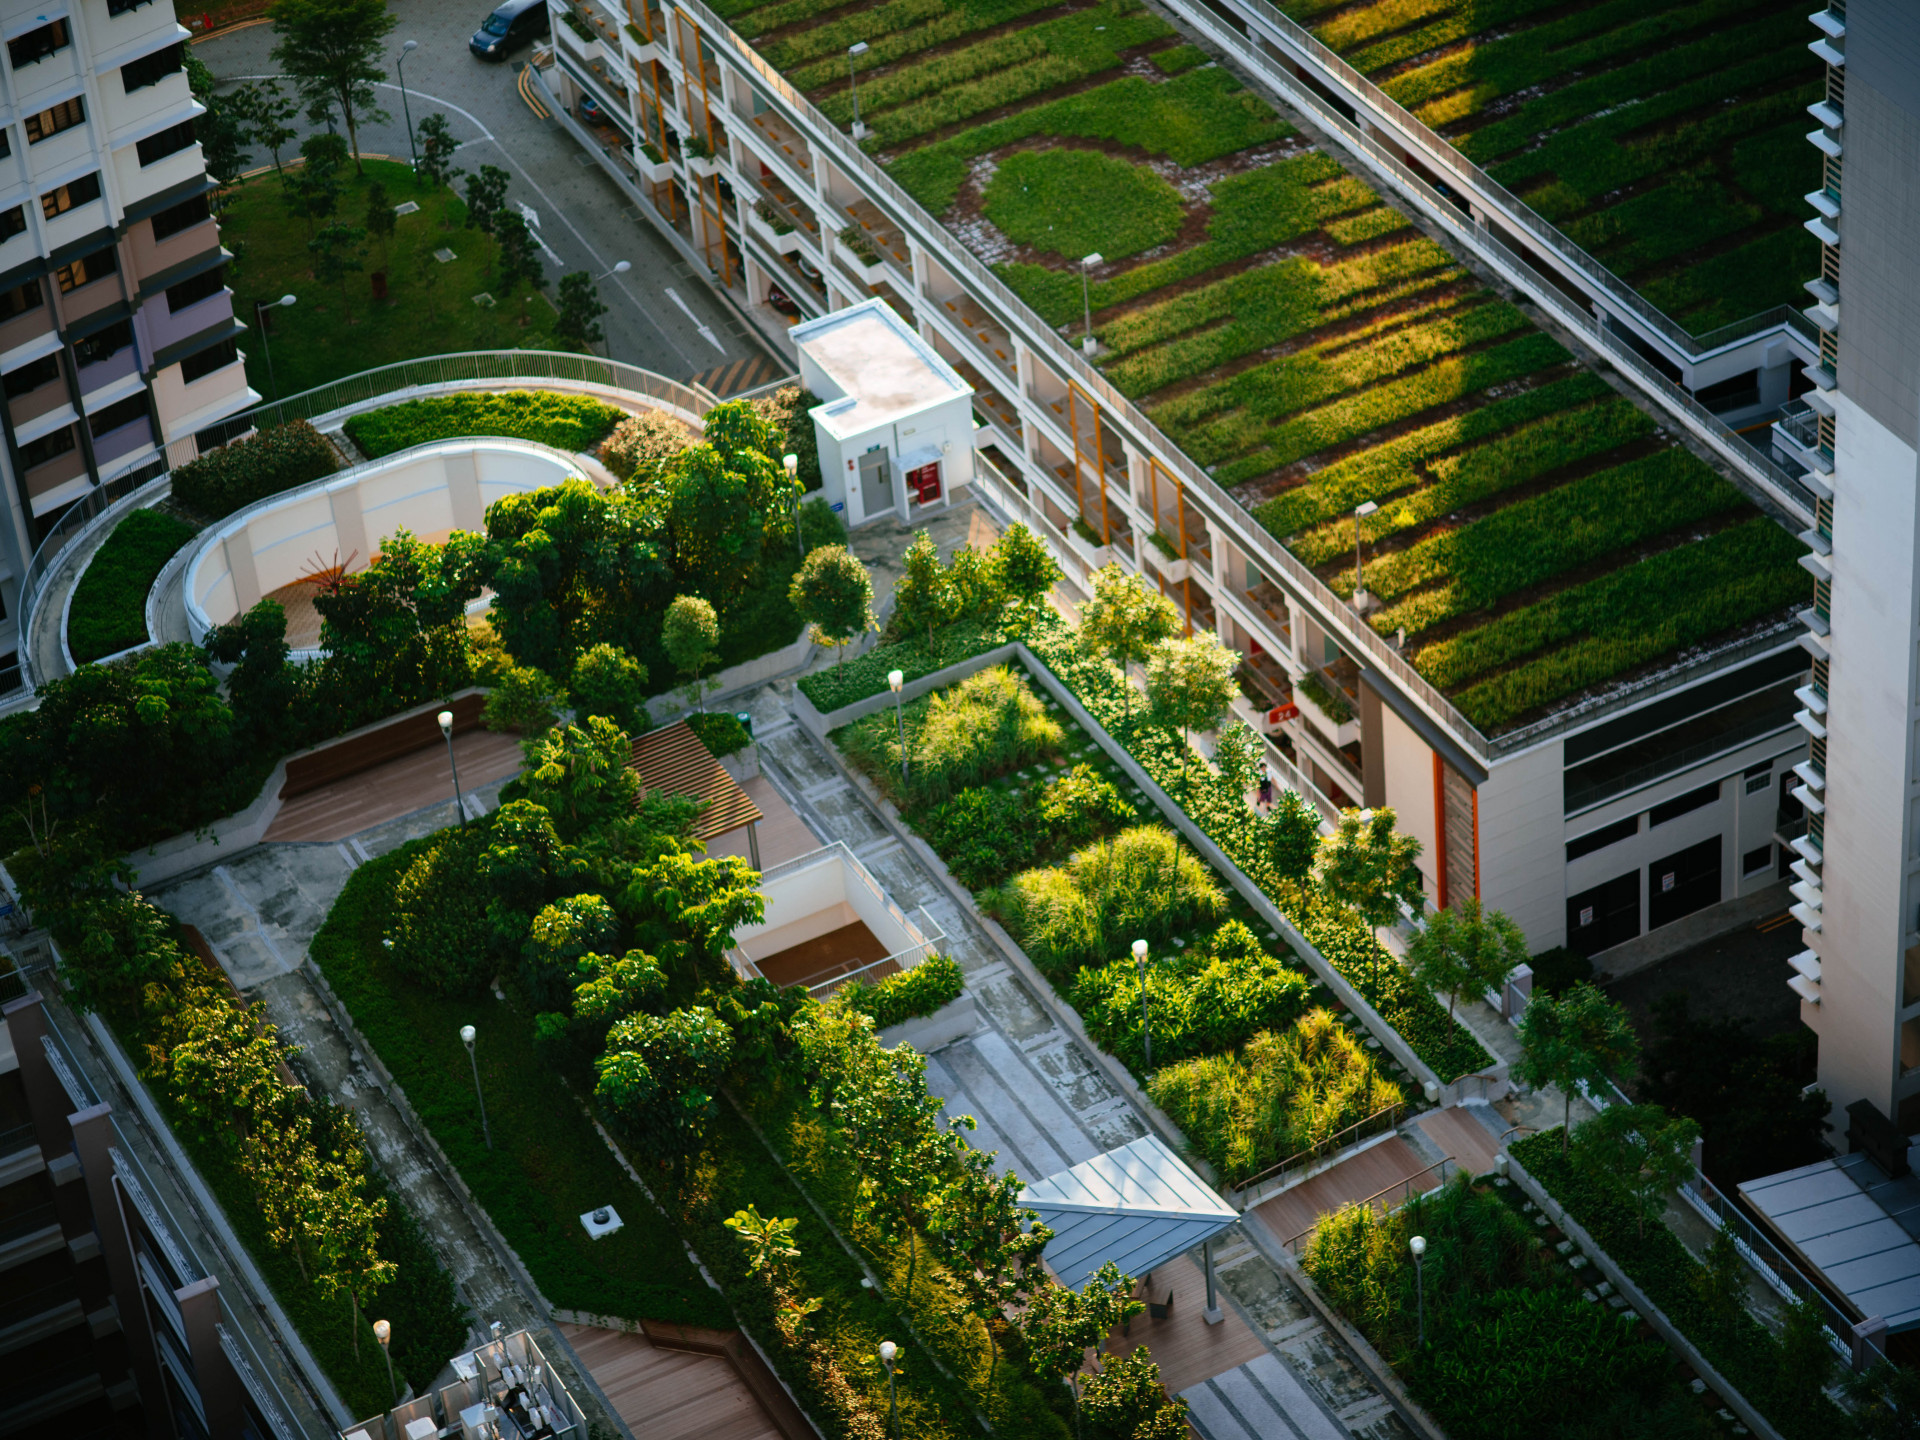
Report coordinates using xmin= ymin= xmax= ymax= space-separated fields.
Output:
xmin=363 ymin=179 xmax=397 ymax=268
xmin=523 ymin=715 xmax=640 ymax=841
xmin=492 ymin=210 xmax=544 ymax=323
xmin=1266 ymin=789 xmax=1321 ymax=885
xmin=186 ymin=56 xmax=253 ymax=187
xmin=269 ymin=0 xmax=395 ymax=173
xmin=555 ymin=271 xmax=609 ymax=353
xmin=244 ymin=79 xmax=301 ymax=176
xmin=482 ymin=664 xmax=568 ymax=736
xmin=1079 ymin=1349 xmax=1188 ymax=1440
xmin=1693 ymin=1221 xmax=1745 ymax=1333
xmin=1079 ymin=564 xmax=1177 ymax=721
xmin=205 ymin=599 xmax=305 ymax=747
xmin=285 ymin=131 xmax=347 ymax=236
xmin=463 ymin=164 xmax=510 ymax=239
xmin=1212 ymin=720 xmax=1262 ymax=802
xmin=1571 ymin=1102 xmax=1698 ymax=1239
xmin=662 ymin=595 xmax=721 ymax=710
xmin=1313 ymin=806 xmax=1424 ymax=957
xmin=570 ymin=643 xmax=650 ymax=733
xmin=621 ymin=847 xmax=763 ymax=993
xmin=1406 ymin=899 xmax=1527 ymax=1021
xmin=1843 ymin=1361 xmax=1920 ymax=1440
xmin=723 ymin=1206 xmax=821 ymax=1338
xmin=416 ymin=112 xmax=458 ymax=191
xmin=595 ymin=1006 xmax=734 ymax=1174
xmin=1144 ymin=632 xmax=1238 ymax=797
xmin=789 ymin=545 xmax=875 ymax=665
xmin=1513 ymin=981 xmax=1641 ymax=1154
xmin=568 ymin=949 xmax=666 ymax=1035
xmin=308 ymin=1164 xmax=395 ymax=1357
xmin=995 ymin=521 xmax=1059 ymax=627
xmin=1778 ymin=1296 xmax=1836 ymax=1425
xmin=1023 ymin=1263 xmax=1144 ymax=1437
xmin=891 ymin=530 xmax=955 ymax=645
xmin=307 ymin=222 xmax=367 ymax=323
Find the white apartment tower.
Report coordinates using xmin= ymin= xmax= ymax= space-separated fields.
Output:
xmin=0 ymin=0 xmax=253 ymax=688
xmin=1783 ymin=0 xmax=1920 ymax=1130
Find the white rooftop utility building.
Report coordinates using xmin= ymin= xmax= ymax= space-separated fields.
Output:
xmin=794 ymin=299 xmax=977 ymax=529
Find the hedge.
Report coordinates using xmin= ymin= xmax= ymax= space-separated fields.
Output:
xmin=797 ymin=609 xmax=1017 ymax=712
xmin=835 ymin=953 xmax=964 ymax=1027
xmin=170 ymin=420 xmax=338 ymax=519
xmin=67 ymin=508 xmax=198 ymax=663
xmin=344 ymin=391 xmax=626 ymax=460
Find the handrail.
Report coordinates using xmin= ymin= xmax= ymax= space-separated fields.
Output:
xmin=1284 ymin=1156 xmax=1456 ymax=1253
xmin=667 ymin=0 xmax=1813 ymax=770
xmin=1234 ymin=1101 xmax=1407 ymax=1199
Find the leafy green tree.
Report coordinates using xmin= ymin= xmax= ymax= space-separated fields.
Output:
xmin=523 ymin=716 xmax=640 ymax=841
xmin=1693 ymin=1221 xmax=1746 ymax=1333
xmin=463 ymin=164 xmax=510 ymax=238
xmin=797 ymin=496 xmax=845 ymax=553
xmin=1024 ymin=1263 xmax=1144 ymax=1435
xmin=308 ymin=1162 xmax=395 ymax=1356
xmin=1514 ymin=981 xmax=1641 ymax=1154
xmin=363 ymin=179 xmax=397 ymax=267
xmin=186 ymin=55 xmax=253 ymax=186
xmin=206 ymin=599 xmax=305 ymax=746
xmin=570 ymin=643 xmax=650 ymax=733
xmin=284 ymin=131 xmax=346 ymax=235
xmin=555 ymin=271 xmax=609 ymax=353
xmin=662 ymin=595 xmax=721 ymax=710
xmin=476 ymin=799 xmax=564 ymax=945
xmin=595 ymin=1006 xmax=734 ymax=1174
xmin=307 ymin=221 xmax=367 ymax=322
xmin=891 ymin=529 xmax=955 ymax=645
xmin=1778 ymin=1296 xmax=1837 ymax=1425
xmin=269 ymin=0 xmax=395 ymax=172
xmin=1843 ymin=1361 xmax=1920 ymax=1440
xmin=995 ymin=521 xmax=1060 ymax=626
xmin=945 ymin=543 xmax=1004 ymax=618
xmin=416 ymin=112 xmax=458 ymax=191
xmin=1407 ymin=899 xmax=1527 ymax=1021
xmin=700 ymin=399 xmax=800 ymax=561
xmin=1212 ymin=720 xmax=1262 ymax=802
xmin=569 ymin=949 xmax=666 ymax=1034
xmin=1572 ymin=1102 xmax=1698 ymax=1239
xmin=1266 ymin=789 xmax=1322 ymax=885
xmin=789 ymin=545 xmax=875 ymax=664
xmin=237 ymin=77 xmax=300 ymax=177
xmin=1314 ymin=806 xmax=1425 ymax=953
xmin=1144 ymin=632 xmax=1238 ymax=796
xmin=482 ymin=664 xmax=567 ymax=736
xmin=1080 ymin=1349 xmax=1187 ymax=1440
xmin=524 ymin=892 xmax=622 ymax=1009
xmin=621 ymin=847 xmax=763 ymax=993
xmin=1079 ymin=564 xmax=1177 ymax=721
xmin=492 ymin=210 xmax=543 ymax=324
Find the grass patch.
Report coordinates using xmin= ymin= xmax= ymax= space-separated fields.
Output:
xmin=67 ymin=509 xmax=198 ymax=663
xmin=343 ymin=390 xmax=626 ymax=459
xmin=981 ymin=149 xmax=1184 ymax=262
xmin=219 ymin=160 xmax=562 ymax=399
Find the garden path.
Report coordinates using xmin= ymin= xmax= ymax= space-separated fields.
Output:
xmin=751 ymin=708 xmax=1422 ymax=1440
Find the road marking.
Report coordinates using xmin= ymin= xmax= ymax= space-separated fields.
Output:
xmin=665 ymin=286 xmax=727 ymax=353
xmin=517 ymin=201 xmax=563 ymax=263
xmin=516 ymin=64 xmax=551 ymax=119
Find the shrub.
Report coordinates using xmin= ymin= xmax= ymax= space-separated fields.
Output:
xmin=384 ymin=824 xmax=499 ymax=995
xmin=483 ymin=664 xmax=567 ymax=734
xmin=836 ymin=953 xmax=964 ymax=1028
xmin=68 ymin=508 xmax=199 ymax=662
xmin=170 ymin=420 xmax=338 ymax=518
xmin=840 ymin=664 xmax=1062 ymax=805
xmin=344 ymin=390 xmax=625 ymax=459
xmin=914 ymin=784 xmax=1037 ymax=889
xmin=798 ymin=495 xmax=847 ymax=551
xmin=1033 ymin=763 xmax=1134 ymax=854
xmin=686 ymin=709 xmax=750 ymax=757
xmin=1149 ymin=1008 xmax=1401 ymax=1184
xmin=601 ymin=409 xmax=692 ymax=485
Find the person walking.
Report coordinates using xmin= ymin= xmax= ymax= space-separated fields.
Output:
xmin=1257 ymin=767 xmax=1274 ymax=813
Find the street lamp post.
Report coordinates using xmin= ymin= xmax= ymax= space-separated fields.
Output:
xmin=1080 ymin=253 xmax=1104 ymax=355
xmin=847 ymin=42 xmax=870 ymax=139
xmin=253 ymin=294 xmax=297 ymax=400
xmin=373 ymin=1318 xmax=397 ymax=1405
xmin=888 ymin=669 xmax=908 ymax=786
xmin=397 ymin=41 xmax=419 ymax=172
xmin=877 ymin=1341 xmax=899 ymax=1438
xmin=784 ymin=453 xmax=803 ymax=559
xmin=1409 ymin=1234 xmax=1426 ymax=1346
xmin=438 ymin=709 xmax=465 ymax=827
xmin=460 ymin=1025 xmax=492 ymax=1150
xmin=1352 ymin=500 xmax=1379 ymax=612
xmin=1132 ymin=938 xmax=1152 ymax=1070
xmin=595 ymin=260 xmax=632 ymax=280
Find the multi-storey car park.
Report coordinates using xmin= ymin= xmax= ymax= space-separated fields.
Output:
xmin=0 ymin=0 xmax=253 ymax=696
xmin=539 ymin=0 xmax=1818 ymax=969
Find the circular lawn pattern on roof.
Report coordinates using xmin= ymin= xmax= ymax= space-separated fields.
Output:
xmin=981 ymin=148 xmax=1184 ymax=263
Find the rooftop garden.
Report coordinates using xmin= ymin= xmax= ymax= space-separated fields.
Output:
xmin=725 ymin=0 xmax=1809 ymax=734
xmin=1274 ymin=0 xmax=1824 ymax=334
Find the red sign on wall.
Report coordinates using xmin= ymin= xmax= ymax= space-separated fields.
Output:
xmin=1267 ymin=704 xmax=1300 ymax=724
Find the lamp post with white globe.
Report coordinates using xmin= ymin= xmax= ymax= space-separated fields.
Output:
xmin=877 ymin=1340 xmax=899 ymax=1437
xmin=1133 ymin=938 xmax=1153 ymax=1070
xmin=373 ymin=1318 xmax=396 ymax=1404
xmin=254 ymin=294 xmax=297 ymax=401
xmin=461 ymin=1024 xmax=491 ymax=1150
xmin=888 ymin=669 xmax=908 ymax=786
xmin=1410 ymin=1234 xmax=1427 ymax=1346
xmin=438 ymin=710 xmax=464 ymax=827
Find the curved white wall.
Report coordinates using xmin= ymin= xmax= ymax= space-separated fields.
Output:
xmin=185 ymin=440 xmax=585 ymax=646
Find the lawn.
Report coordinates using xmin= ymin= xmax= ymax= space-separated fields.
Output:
xmin=1276 ymin=0 xmax=1823 ymax=333
xmin=67 ymin=507 xmax=199 ymax=663
xmin=217 ymin=160 xmax=564 ymax=401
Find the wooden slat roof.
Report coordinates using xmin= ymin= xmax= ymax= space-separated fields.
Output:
xmin=631 ymin=720 xmax=762 ymax=841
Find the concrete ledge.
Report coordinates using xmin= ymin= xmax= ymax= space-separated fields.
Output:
xmin=877 ymin=994 xmax=979 ymax=1053
xmin=1590 ymin=879 xmax=1793 ymax=983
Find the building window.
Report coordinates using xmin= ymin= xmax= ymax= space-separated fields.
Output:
xmin=120 ymin=42 xmax=181 ymax=93
xmin=8 ymin=20 xmax=71 ymax=70
xmin=108 ymin=0 xmax=155 ymax=13
xmin=179 ymin=336 xmax=237 ymax=384
xmin=55 ymin=247 xmax=117 ymax=293
xmin=74 ymin=319 xmax=132 ymax=367
xmin=0 ymin=206 xmax=24 ymax=243
xmin=19 ymin=424 xmax=76 ymax=469
xmin=0 ymin=130 xmax=11 ymax=161
xmin=1648 ymin=782 xmax=1720 ymax=828
xmin=165 ymin=265 xmax=225 ymax=313
xmin=135 ymin=120 xmax=196 ymax=168
xmin=2 ymin=352 xmax=58 ymax=399
xmin=41 ymin=172 xmax=101 ymax=221
xmin=149 ymin=192 xmax=209 ymax=241
xmin=24 ymin=96 xmax=84 ymax=143
xmin=1742 ymin=845 xmax=1773 ymax=876
xmin=1812 ymin=656 xmax=1829 ymax=701
xmin=0 ymin=278 xmax=40 ymax=319
xmin=88 ymin=392 xmax=147 ymax=437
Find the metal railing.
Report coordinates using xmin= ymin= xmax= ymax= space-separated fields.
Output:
xmin=0 ymin=1200 xmax=59 ymax=1247
xmin=805 ymin=927 xmax=943 ymax=1000
xmin=1200 ymin=0 xmax=1817 ymax=364
xmin=1233 ymin=1101 xmax=1406 ymax=1202
xmin=1284 ymin=1156 xmax=1456 ymax=1253
xmin=671 ymin=0 xmax=1814 ymax=771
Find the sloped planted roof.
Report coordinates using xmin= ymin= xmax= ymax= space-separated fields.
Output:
xmin=1024 ymin=1136 xmax=1237 ymax=1291
xmin=630 ymin=721 xmax=762 ymax=841
xmin=1740 ymin=1150 xmax=1920 ymax=1332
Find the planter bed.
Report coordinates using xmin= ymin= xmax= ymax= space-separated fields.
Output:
xmin=1280 ymin=0 xmax=1823 ymax=333
xmin=67 ymin=507 xmax=199 ymax=663
xmin=730 ymin=0 xmax=1808 ymax=738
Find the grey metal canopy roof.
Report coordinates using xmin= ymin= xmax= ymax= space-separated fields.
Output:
xmin=1740 ymin=1151 xmax=1920 ymax=1332
xmin=1023 ymin=1136 xmax=1237 ymax=1290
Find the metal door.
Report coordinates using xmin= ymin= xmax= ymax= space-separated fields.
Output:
xmin=858 ymin=450 xmax=891 ymax=517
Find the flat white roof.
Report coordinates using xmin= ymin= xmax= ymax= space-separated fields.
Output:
xmin=793 ymin=298 xmax=968 ymax=439
xmin=1741 ymin=1149 xmax=1920 ymax=1332
xmin=1023 ymin=1136 xmax=1237 ymax=1290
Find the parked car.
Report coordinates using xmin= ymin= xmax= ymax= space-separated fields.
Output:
xmin=471 ymin=0 xmax=549 ymax=60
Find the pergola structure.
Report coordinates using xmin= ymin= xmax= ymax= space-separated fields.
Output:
xmin=630 ymin=720 xmax=764 ymax=865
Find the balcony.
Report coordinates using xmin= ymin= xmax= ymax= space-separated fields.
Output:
xmin=938 ymin=293 xmax=1017 ymax=385
xmin=840 ymin=198 xmax=910 ymax=280
xmin=1772 ymin=399 xmax=1831 ymax=476
xmin=745 ymin=109 xmax=814 ymax=186
xmin=1808 ymin=99 xmax=1843 ymax=131
xmin=948 ymin=356 xmax=1023 ymax=449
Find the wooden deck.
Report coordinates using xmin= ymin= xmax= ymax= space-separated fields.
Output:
xmin=262 ymin=728 xmax=524 ymax=842
xmin=1416 ymin=1106 xmax=1501 ymax=1178
xmin=754 ymin=920 xmax=889 ymax=989
xmin=558 ymin=1323 xmax=783 ymax=1440
xmin=706 ymin=776 xmax=818 ymax=869
xmin=1101 ymin=1252 xmax=1267 ymax=1396
xmin=1244 ymin=1134 xmax=1444 ymax=1255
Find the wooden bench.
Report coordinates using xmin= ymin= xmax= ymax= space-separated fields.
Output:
xmin=280 ymin=693 xmax=486 ymax=800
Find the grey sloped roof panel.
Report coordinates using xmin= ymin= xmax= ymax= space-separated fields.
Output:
xmin=1741 ymin=1157 xmax=1920 ymax=1331
xmin=1023 ymin=1136 xmax=1236 ymax=1291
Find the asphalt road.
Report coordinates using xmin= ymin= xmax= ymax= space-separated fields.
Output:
xmin=194 ymin=3 xmax=781 ymax=389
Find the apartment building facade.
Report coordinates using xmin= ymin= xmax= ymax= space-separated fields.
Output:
xmin=1769 ymin=0 xmax=1920 ymax=1128
xmin=0 ymin=0 xmax=253 ymax=689
xmin=542 ymin=0 xmax=1811 ymax=969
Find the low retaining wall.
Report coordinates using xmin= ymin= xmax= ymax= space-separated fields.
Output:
xmin=877 ymin=994 xmax=979 ymax=1053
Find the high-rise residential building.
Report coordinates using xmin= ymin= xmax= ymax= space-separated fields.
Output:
xmin=0 ymin=0 xmax=253 ymax=690
xmin=1773 ymin=0 xmax=1920 ymax=1128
